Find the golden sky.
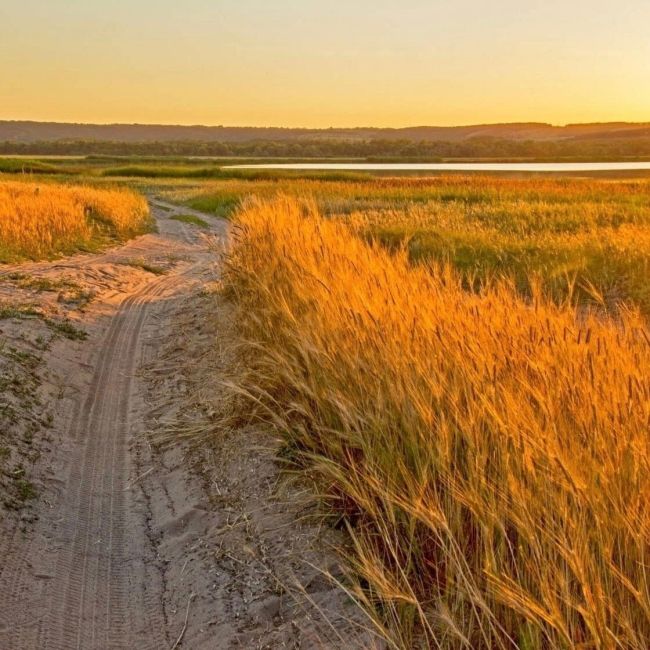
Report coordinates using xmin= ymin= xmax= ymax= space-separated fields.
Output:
xmin=1 ymin=0 xmax=649 ymax=127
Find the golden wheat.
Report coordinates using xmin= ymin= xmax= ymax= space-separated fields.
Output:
xmin=223 ymin=195 xmax=650 ymax=649
xmin=0 ymin=180 xmax=150 ymax=261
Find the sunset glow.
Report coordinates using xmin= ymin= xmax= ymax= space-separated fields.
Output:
xmin=1 ymin=0 xmax=649 ymax=127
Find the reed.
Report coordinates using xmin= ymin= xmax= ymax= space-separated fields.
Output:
xmin=222 ymin=195 xmax=650 ymax=648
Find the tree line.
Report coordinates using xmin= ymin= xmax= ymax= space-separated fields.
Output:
xmin=2 ymin=137 xmax=650 ymax=159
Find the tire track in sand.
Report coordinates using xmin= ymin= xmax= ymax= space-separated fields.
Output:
xmin=43 ymin=268 xmax=194 ymax=650
xmin=0 ymin=203 xmax=208 ymax=650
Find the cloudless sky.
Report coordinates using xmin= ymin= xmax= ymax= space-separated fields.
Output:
xmin=1 ymin=0 xmax=649 ymax=127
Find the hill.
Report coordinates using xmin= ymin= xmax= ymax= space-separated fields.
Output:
xmin=2 ymin=120 xmax=650 ymax=144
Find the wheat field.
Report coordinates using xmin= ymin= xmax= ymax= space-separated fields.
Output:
xmin=0 ymin=179 xmax=151 ymax=261
xmin=222 ymin=195 xmax=650 ymax=649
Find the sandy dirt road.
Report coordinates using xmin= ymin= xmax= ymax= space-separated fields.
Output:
xmin=0 ymin=200 xmax=378 ymax=649
xmin=0 ymin=202 xmax=220 ymax=649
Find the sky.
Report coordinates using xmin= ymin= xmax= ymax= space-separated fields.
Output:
xmin=1 ymin=0 xmax=649 ymax=128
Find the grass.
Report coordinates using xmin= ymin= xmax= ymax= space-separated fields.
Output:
xmin=0 ymin=303 xmax=41 ymax=320
xmin=0 ymin=179 xmax=153 ymax=262
xmin=221 ymin=195 xmax=650 ymax=649
xmin=102 ymin=164 xmax=371 ymax=182
xmin=0 ymin=300 xmax=87 ymax=340
xmin=0 ymin=158 xmax=64 ymax=175
xmin=2 ymin=272 xmax=77 ymax=292
xmin=43 ymin=318 xmax=87 ymax=340
xmin=170 ymin=213 xmax=210 ymax=228
xmin=167 ymin=175 xmax=650 ymax=312
xmin=122 ymin=258 xmax=168 ymax=275
xmin=2 ymin=164 xmax=649 ymax=644
xmin=14 ymin=477 xmax=37 ymax=502
xmin=0 ymin=273 xmax=96 ymax=309
xmin=184 ymin=193 xmax=242 ymax=219
xmin=103 ymin=165 xmax=222 ymax=178
xmin=0 ymin=333 xmax=47 ymax=511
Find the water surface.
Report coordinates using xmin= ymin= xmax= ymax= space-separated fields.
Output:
xmin=226 ymin=162 xmax=650 ymax=172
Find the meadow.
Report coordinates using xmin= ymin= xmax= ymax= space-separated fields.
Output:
xmin=167 ymin=175 xmax=650 ymax=312
xmin=222 ymin=196 xmax=650 ymax=649
xmin=0 ymin=179 xmax=151 ymax=261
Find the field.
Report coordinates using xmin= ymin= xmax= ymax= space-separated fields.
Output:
xmin=5 ymin=0 xmax=650 ymax=646
xmin=166 ymin=175 xmax=650 ymax=313
xmin=2 ymin=167 xmax=649 ymax=647
xmin=0 ymin=179 xmax=152 ymax=261
xmin=222 ymin=195 xmax=650 ymax=648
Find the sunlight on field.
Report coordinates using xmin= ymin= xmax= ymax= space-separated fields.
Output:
xmin=0 ymin=180 xmax=151 ymax=261
xmin=169 ymin=175 xmax=650 ymax=312
xmin=222 ymin=196 xmax=650 ymax=648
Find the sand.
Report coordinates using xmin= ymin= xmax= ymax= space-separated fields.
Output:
xmin=0 ymin=200 xmax=380 ymax=649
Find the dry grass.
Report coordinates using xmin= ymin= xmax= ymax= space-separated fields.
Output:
xmin=222 ymin=195 xmax=650 ymax=648
xmin=0 ymin=180 xmax=151 ymax=261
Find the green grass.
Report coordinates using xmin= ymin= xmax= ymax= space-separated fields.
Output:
xmin=185 ymin=194 xmax=241 ymax=219
xmin=4 ymin=163 xmax=650 ymax=312
xmin=0 ymin=273 xmax=95 ymax=309
xmin=123 ymin=258 xmax=168 ymax=275
xmin=0 ymin=158 xmax=69 ymax=175
xmin=0 ymin=303 xmax=41 ymax=320
xmin=2 ymin=272 xmax=77 ymax=292
xmin=170 ymin=213 xmax=210 ymax=228
xmin=101 ymin=164 xmax=371 ymax=182
xmin=15 ymin=477 xmax=37 ymax=502
xmin=43 ymin=318 xmax=87 ymax=340
xmin=0 ymin=302 xmax=87 ymax=339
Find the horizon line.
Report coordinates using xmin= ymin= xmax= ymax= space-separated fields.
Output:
xmin=3 ymin=118 xmax=650 ymax=130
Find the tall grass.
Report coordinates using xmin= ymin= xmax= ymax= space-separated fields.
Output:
xmin=0 ymin=180 xmax=151 ymax=261
xmin=170 ymin=175 xmax=650 ymax=312
xmin=222 ymin=196 xmax=650 ymax=648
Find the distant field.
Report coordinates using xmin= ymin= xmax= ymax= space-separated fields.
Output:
xmin=0 ymin=180 xmax=151 ymax=261
xmin=166 ymin=175 xmax=650 ymax=313
xmin=3 ymin=164 xmax=650 ymax=312
xmin=0 ymin=156 xmax=374 ymax=181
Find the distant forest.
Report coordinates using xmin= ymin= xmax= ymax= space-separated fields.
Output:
xmin=2 ymin=120 xmax=650 ymax=159
xmin=2 ymin=137 xmax=650 ymax=160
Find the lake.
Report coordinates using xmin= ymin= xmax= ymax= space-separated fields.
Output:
xmin=226 ymin=162 xmax=650 ymax=172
